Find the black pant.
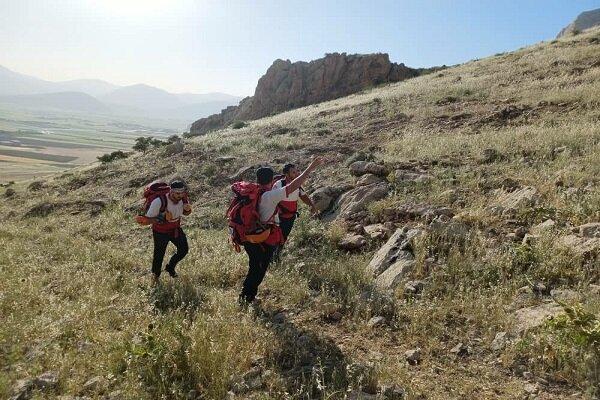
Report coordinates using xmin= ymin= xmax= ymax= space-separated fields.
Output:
xmin=152 ymin=228 xmax=189 ymax=277
xmin=279 ymin=215 xmax=297 ymax=241
xmin=240 ymin=243 xmax=275 ymax=302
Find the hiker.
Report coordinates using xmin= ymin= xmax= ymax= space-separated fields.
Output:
xmin=275 ymin=163 xmax=319 ymax=239
xmin=272 ymin=163 xmax=318 ymax=256
xmin=135 ymin=180 xmax=192 ymax=284
xmin=228 ymin=157 xmax=325 ymax=304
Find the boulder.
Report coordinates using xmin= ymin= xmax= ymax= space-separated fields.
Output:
xmin=375 ymin=258 xmax=415 ymax=290
xmin=559 ymin=234 xmax=600 ymax=257
xmin=367 ymin=228 xmax=421 ymax=276
xmin=311 ymin=184 xmax=353 ymax=213
xmin=357 ymin=173 xmax=382 ymax=186
xmin=530 ymin=219 xmax=556 ymax=235
xmin=228 ymin=166 xmax=254 ymax=182
xmin=578 ymin=222 xmax=600 ymax=238
xmin=513 ymin=302 xmax=563 ymax=333
xmin=382 ymin=384 xmax=405 ymax=400
xmin=338 ymin=234 xmax=367 ymax=250
xmin=496 ymin=186 xmax=539 ymax=210
xmin=349 ymin=161 xmax=388 ymax=177
xmin=331 ymin=182 xmax=389 ymax=220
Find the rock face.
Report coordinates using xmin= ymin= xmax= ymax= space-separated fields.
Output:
xmin=557 ymin=8 xmax=600 ymax=38
xmin=190 ymin=53 xmax=418 ymax=135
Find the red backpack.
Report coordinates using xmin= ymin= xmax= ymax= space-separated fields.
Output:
xmin=139 ymin=180 xmax=189 ymax=217
xmin=226 ymin=182 xmax=272 ymax=251
xmin=141 ymin=180 xmax=171 ymax=216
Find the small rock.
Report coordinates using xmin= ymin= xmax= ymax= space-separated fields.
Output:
xmin=225 ymin=391 xmax=235 ymax=400
xmin=449 ymin=343 xmax=469 ymax=357
xmin=338 ymin=234 xmax=367 ymax=251
xmin=347 ymin=390 xmax=378 ymax=400
xmin=5 ymin=188 xmax=15 ymax=197
xmin=364 ymin=224 xmax=391 ymax=240
xmin=187 ymin=389 xmax=198 ymax=399
xmin=326 ymin=311 xmax=343 ymax=323
xmin=524 ymin=383 xmax=539 ymax=394
xmin=404 ymin=280 xmax=425 ymax=296
xmin=589 ymin=284 xmax=600 ymax=295
xmin=272 ymin=312 xmax=286 ymax=324
xmin=532 ymin=282 xmax=549 ymax=296
xmin=522 ymin=371 xmax=534 ymax=380
xmin=34 ymin=372 xmax=58 ymax=390
xmin=106 ymin=390 xmax=123 ymax=400
xmin=81 ymin=376 xmax=103 ymax=393
xmin=367 ymin=316 xmax=386 ymax=328
xmin=404 ymin=348 xmax=421 ymax=365
xmin=11 ymin=379 xmax=33 ymax=400
xmin=513 ymin=226 xmax=528 ymax=239
xmin=491 ymin=331 xmax=508 ymax=351
xmin=381 ymin=384 xmax=405 ymax=400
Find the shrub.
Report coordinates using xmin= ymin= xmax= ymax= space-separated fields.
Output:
xmin=133 ymin=136 xmax=168 ymax=152
xmin=97 ymin=151 xmax=129 ymax=163
xmin=231 ymin=121 xmax=248 ymax=129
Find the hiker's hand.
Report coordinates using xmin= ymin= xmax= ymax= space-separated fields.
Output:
xmin=309 ymin=156 xmax=325 ymax=169
xmin=135 ymin=215 xmax=152 ymax=225
xmin=183 ymin=204 xmax=192 ymax=215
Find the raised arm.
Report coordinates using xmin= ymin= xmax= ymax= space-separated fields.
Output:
xmin=284 ymin=157 xmax=324 ymax=196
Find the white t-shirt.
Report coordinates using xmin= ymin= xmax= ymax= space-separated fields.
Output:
xmin=272 ymin=179 xmax=305 ymax=201
xmin=258 ymin=186 xmax=289 ymax=224
xmin=146 ymin=195 xmax=184 ymax=221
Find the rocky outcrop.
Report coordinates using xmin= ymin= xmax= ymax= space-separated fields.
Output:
xmin=557 ymin=8 xmax=600 ymax=38
xmin=190 ymin=53 xmax=418 ymax=135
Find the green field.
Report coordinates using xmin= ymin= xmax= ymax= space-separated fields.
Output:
xmin=0 ymin=104 xmax=186 ymax=182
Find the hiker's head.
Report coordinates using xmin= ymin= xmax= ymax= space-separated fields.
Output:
xmin=169 ymin=180 xmax=187 ymax=201
xmin=283 ymin=163 xmax=300 ymax=180
xmin=256 ymin=167 xmax=274 ymax=186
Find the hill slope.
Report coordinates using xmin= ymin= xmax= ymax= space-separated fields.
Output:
xmin=1 ymin=28 xmax=600 ymax=399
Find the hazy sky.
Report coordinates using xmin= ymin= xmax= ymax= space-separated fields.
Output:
xmin=1 ymin=0 xmax=598 ymax=96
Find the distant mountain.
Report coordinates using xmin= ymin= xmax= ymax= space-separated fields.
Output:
xmin=0 ymin=92 xmax=111 ymax=113
xmin=0 ymin=64 xmax=242 ymax=122
xmin=99 ymin=84 xmax=184 ymax=110
xmin=558 ymin=8 xmax=600 ymax=37
xmin=53 ymin=79 xmax=119 ymax=97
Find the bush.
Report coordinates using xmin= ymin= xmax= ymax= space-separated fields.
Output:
xmin=231 ymin=121 xmax=248 ymax=129
xmin=133 ymin=136 xmax=168 ymax=152
xmin=97 ymin=151 xmax=130 ymax=163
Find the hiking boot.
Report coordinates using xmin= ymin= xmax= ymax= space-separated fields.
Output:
xmin=165 ymin=264 xmax=178 ymax=278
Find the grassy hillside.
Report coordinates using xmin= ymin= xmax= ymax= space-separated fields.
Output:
xmin=1 ymin=29 xmax=599 ymax=399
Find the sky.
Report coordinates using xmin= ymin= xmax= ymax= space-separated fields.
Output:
xmin=0 ymin=0 xmax=598 ymax=96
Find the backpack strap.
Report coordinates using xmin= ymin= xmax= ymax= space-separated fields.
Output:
xmin=159 ymin=194 xmax=168 ymax=213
